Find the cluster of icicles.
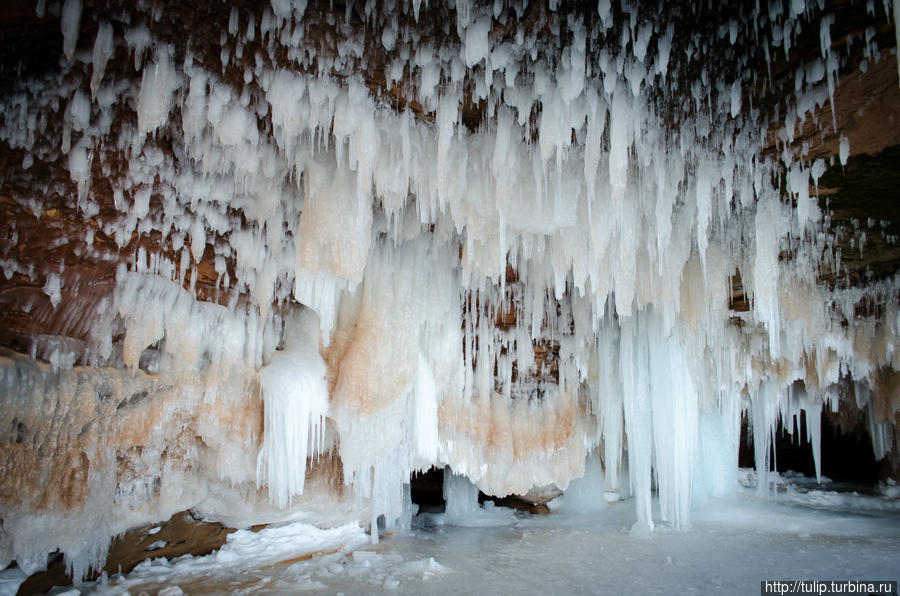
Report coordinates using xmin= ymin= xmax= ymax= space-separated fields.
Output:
xmin=1 ymin=0 xmax=898 ymax=578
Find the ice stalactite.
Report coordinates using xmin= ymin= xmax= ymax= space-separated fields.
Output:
xmin=257 ymin=308 xmax=329 ymax=509
xmin=60 ymin=0 xmax=82 ymax=61
xmin=895 ymin=0 xmax=900 ymax=88
xmin=0 ymin=0 xmax=898 ymax=576
xmin=597 ymin=317 xmax=625 ymax=503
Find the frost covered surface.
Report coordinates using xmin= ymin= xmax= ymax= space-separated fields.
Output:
xmin=90 ymin=496 xmax=900 ymax=595
xmin=91 ymin=520 xmax=454 ymax=595
xmin=0 ymin=0 xmax=899 ymax=580
xmin=92 ymin=522 xmax=373 ymax=595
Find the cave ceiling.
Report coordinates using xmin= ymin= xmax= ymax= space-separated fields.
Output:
xmin=1 ymin=0 xmax=898 ymax=363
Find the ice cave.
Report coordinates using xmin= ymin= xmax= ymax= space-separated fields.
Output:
xmin=0 ymin=0 xmax=899 ymax=593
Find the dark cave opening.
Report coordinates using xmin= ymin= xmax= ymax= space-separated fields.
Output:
xmin=739 ymin=409 xmax=883 ymax=487
xmin=410 ymin=467 xmax=446 ymax=513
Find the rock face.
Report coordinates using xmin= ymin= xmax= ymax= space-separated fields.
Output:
xmin=16 ymin=510 xmax=236 ymax=595
xmin=0 ymin=348 xmax=350 ymax=581
xmin=0 ymin=348 xmax=261 ymax=578
xmin=0 ymin=0 xmax=899 ymax=584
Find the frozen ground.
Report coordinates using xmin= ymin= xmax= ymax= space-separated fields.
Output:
xmin=52 ymin=478 xmax=897 ymax=596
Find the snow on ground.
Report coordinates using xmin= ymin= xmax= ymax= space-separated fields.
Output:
xmin=74 ymin=480 xmax=898 ymax=596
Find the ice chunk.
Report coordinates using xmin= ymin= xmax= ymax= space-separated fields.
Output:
xmin=443 ymin=468 xmax=480 ymax=519
xmin=42 ymin=273 xmax=61 ymax=308
xmin=465 ymin=17 xmax=491 ymax=67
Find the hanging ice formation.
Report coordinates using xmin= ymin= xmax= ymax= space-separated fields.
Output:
xmin=1 ymin=0 xmax=899 ymax=578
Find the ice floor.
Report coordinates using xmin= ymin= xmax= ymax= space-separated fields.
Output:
xmin=70 ymin=482 xmax=899 ymax=596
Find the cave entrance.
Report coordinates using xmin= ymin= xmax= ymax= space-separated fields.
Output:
xmin=739 ymin=409 xmax=882 ymax=486
xmin=409 ymin=467 xmax=446 ymax=513
xmin=409 ymin=466 xmax=553 ymax=515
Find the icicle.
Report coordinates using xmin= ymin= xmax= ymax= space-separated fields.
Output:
xmin=805 ymin=400 xmax=823 ymax=483
xmin=819 ymin=14 xmax=838 ymax=131
xmin=61 ymin=0 xmax=82 ymax=60
xmin=90 ymin=22 xmax=114 ymax=99
xmin=620 ymin=316 xmax=654 ymax=532
xmin=258 ymin=308 xmax=329 ymax=508
xmin=598 ymin=321 xmax=624 ymax=502
xmin=137 ymin=46 xmax=180 ymax=136
xmin=895 ymin=0 xmax=900 ymax=88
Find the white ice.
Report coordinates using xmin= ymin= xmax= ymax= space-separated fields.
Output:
xmin=86 ymin=485 xmax=900 ymax=596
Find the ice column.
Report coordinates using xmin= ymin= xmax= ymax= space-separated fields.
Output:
xmin=258 ymin=308 xmax=330 ymax=508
